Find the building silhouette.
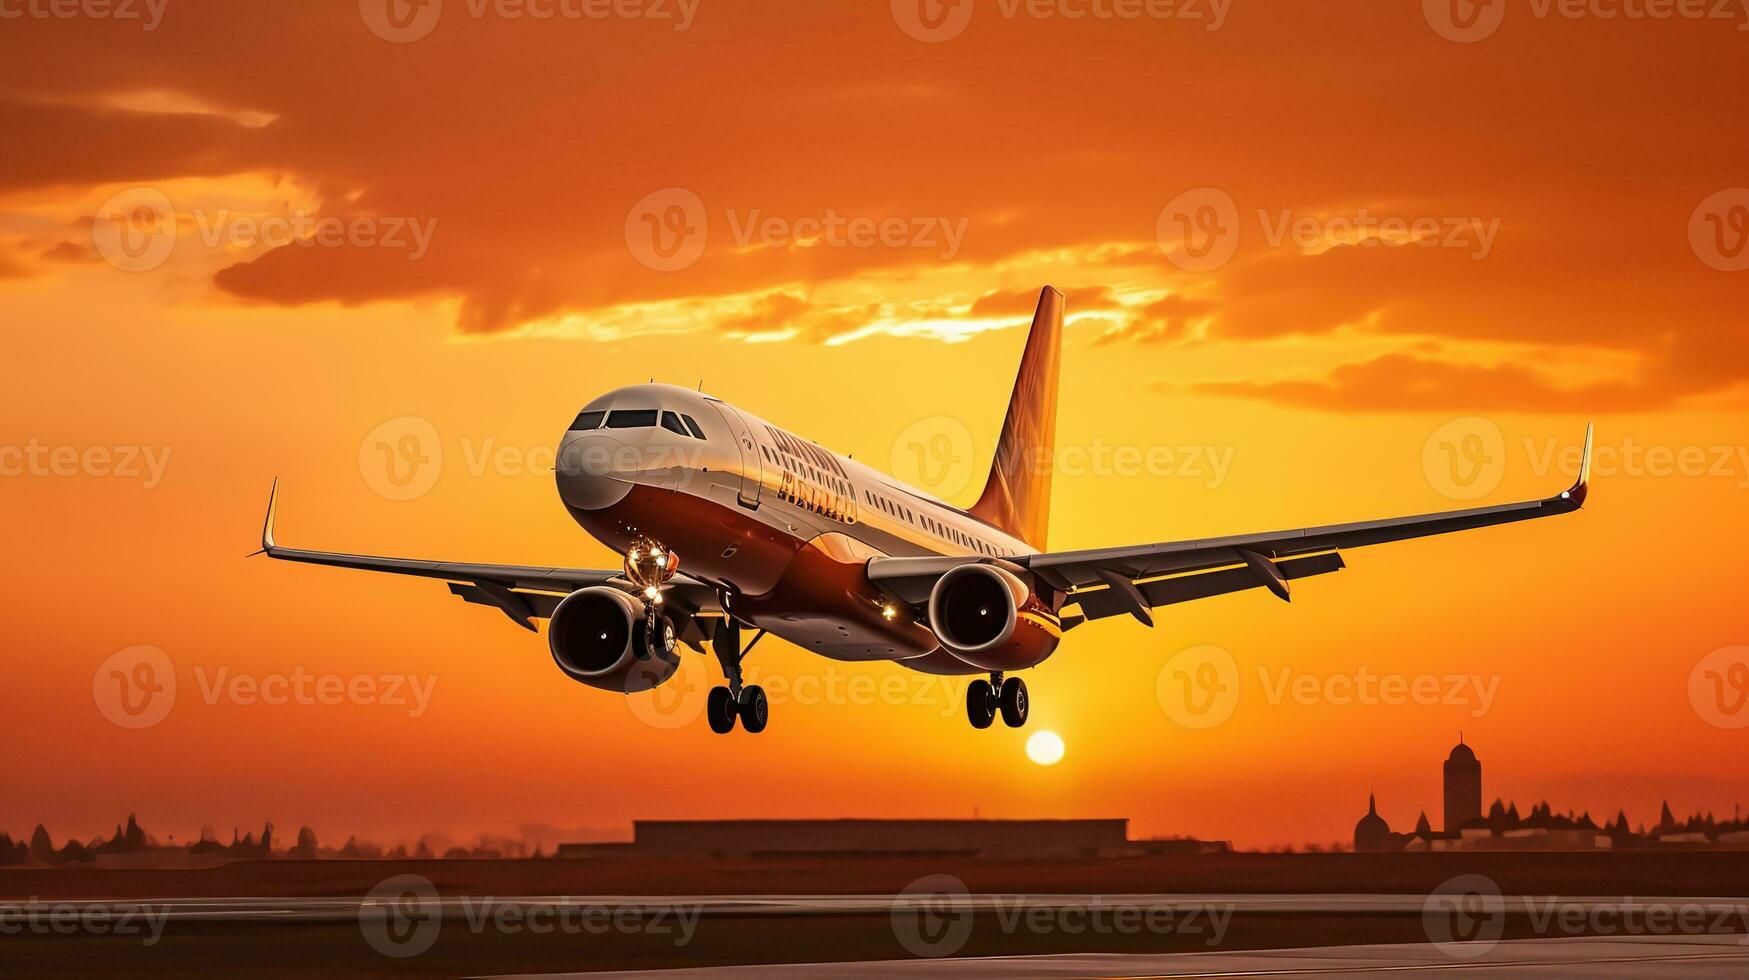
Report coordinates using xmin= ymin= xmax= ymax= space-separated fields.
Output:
xmin=1354 ymin=738 xmax=1749 ymax=852
xmin=1352 ymin=794 xmax=1398 ymax=853
xmin=1443 ymin=736 xmax=1482 ymax=834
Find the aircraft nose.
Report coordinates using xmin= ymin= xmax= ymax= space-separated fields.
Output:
xmin=556 ymin=432 xmax=634 ymax=511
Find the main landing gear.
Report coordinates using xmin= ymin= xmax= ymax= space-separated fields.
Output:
xmin=708 ymin=619 xmax=769 ymax=735
xmin=966 ymin=672 xmax=1028 ymax=730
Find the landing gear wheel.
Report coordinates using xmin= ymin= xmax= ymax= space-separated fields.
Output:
xmin=707 ymin=686 xmax=738 ymax=734
xmin=635 ymin=616 xmax=676 ymax=662
xmin=738 ymin=685 xmax=769 ymax=734
xmin=966 ymin=679 xmax=996 ymax=729
xmin=999 ymin=676 xmax=1029 ymax=728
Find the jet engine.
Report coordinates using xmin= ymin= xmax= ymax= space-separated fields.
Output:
xmin=926 ymin=563 xmax=1061 ymax=671
xmin=547 ymin=586 xmax=679 ymax=692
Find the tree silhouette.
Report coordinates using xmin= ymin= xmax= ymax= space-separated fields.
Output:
xmin=291 ymin=826 xmax=319 ymax=860
xmin=28 ymin=825 xmax=55 ymax=865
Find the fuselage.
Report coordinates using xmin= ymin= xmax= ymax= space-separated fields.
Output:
xmin=555 ymin=384 xmax=1043 ymax=671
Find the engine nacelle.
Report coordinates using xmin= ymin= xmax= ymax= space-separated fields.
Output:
xmin=927 ymin=563 xmax=1061 ymax=672
xmin=547 ymin=586 xmax=679 ymax=693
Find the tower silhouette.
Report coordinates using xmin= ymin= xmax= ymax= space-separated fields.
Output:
xmin=1443 ymin=735 xmax=1482 ymax=833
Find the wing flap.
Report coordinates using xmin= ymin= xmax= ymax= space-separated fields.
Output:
xmin=1071 ymin=551 xmax=1345 ymax=622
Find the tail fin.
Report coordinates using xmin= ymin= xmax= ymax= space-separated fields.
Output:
xmin=969 ymin=286 xmax=1063 ymax=550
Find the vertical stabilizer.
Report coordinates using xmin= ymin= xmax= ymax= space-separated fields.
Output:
xmin=968 ymin=286 xmax=1062 ymax=549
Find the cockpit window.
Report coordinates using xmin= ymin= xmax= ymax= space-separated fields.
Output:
xmin=570 ymin=410 xmax=606 ymax=431
xmin=606 ymin=409 xmax=659 ymax=429
xmin=660 ymin=411 xmax=689 ymax=436
xmin=681 ymin=415 xmax=705 ymax=439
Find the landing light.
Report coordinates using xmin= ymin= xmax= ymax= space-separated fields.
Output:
xmin=881 ymin=604 xmax=897 ymax=621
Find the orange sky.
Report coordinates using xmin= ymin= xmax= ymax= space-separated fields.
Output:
xmin=2 ymin=0 xmax=1746 ymax=850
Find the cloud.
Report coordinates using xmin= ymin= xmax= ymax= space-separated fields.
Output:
xmin=713 ymin=290 xmax=811 ymax=339
xmin=39 ymin=240 xmax=95 ymax=263
xmin=1092 ymin=294 xmax=1216 ymax=346
xmin=1192 ymin=352 xmax=1674 ymax=413
xmin=0 ymin=0 xmax=1744 ymax=405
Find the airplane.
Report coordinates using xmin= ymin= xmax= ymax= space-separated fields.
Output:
xmin=259 ymin=286 xmax=1592 ymax=735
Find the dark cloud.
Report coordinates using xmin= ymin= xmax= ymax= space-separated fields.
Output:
xmin=1 ymin=0 xmax=1745 ymax=399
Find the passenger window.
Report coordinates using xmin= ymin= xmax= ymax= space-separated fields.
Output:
xmin=571 ymin=410 xmax=606 ymax=431
xmin=682 ymin=415 xmax=705 ymax=439
xmin=660 ymin=411 xmax=689 ymax=436
xmin=607 ymin=409 xmax=658 ymax=428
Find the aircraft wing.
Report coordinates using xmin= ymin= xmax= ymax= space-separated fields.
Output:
xmin=255 ymin=481 xmax=722 ymax=635
xmin=870 ymin=426 xmax=1592 ymax=629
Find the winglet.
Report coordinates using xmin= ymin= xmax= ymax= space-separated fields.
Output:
xmin=1559 ymin=424 xmax=1592 ymax=509
xmin=258 ymin=478 xmax=280 ymax=555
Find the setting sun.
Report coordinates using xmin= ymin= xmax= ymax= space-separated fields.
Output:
xmin=1026 ymin=731 xmax=1065 ymax=766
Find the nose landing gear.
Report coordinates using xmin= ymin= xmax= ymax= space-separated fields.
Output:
xmin=967 ymin=672 xmax=1029 ymax=730
xmin=623 ymin=538 xmax=680 ymax=658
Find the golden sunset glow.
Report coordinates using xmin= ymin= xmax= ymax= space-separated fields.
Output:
xmin=2 ymin=1 xmax=1746 ymax=852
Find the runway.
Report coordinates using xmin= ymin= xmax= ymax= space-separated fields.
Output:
xmin=10 ymin=892 xmax=1749 ymax=920
xmin=496 ymin=936 xmax=1749 ymax=978
xmin=5 ymin=893 xmax=1746 ymax=976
